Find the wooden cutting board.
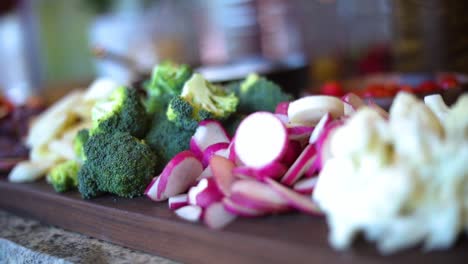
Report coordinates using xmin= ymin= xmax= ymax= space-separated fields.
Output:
xmin=0 ymin=177 xmax=466 ymax=264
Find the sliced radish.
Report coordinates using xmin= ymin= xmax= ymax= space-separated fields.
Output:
xmin=341 ymin=93 xmax=365 ymax=115
xmin=234 ymin=112 xmax=288 ymax=168
xmin=231 ymin=163 xmax=286 ymax=181
xmin=210 ymin=155 xmax=236 ymax=196
xmin=314 ymin=120 xmax=343 ymax=171
xmin=232 ymin=166 xmax=254 ymax=180
xmin=293 ymin=177 xmax=318 ymax=195
xmin=168 ymin=194 xmax=189 ymax=210
xmin=265 ymin=178 xmax=322 ymax=215
xmin=288 ymin=96 xmax=344 ymax=126
xmin=275 ymin=101 xmax=290 ymax=115
xmin=204 ymin=202 xmax=236 ymax=229
xmin=144 ymin=176 xmax=161 ymax=201
xmin=188 ymin=178 xmax=224 ymax=208
xmin=197 ymin=166 xmax=213 ymax=181
xmin=190 ymin=120 xmax=231 ymax=159
xmin=223 ymin=197 xmax=267 ymax=217
xmin=174 ymin=205 xmax=203 ymax=222
xmin=275 ymin=114 xmax=290 ymax=125
xmin=366 ymin=99 xmax=389 ymax=119
xmin=287 ymin=125 xmax=314 ymax=141
xmin=202 ymin=142 xmax=230 ymax=167
xmin=281 ymin=140 xmax=302 ymax=167
xmin=146 ymin=151 xmax=203 ymax=201
xmin=309 ymin=113 xmax=332 ymax=144
xmin=230 ymin=180 xmax=289 ymax=212
xmin=281 ymin=144 xmax=316 ymax=186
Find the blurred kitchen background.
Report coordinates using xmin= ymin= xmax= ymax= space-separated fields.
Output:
xmin=0 ymin=0 xmax=467 ymax=103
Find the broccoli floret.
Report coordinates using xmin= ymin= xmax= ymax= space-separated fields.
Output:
xmin=145 ymin=113 xmax=195 ymax=171
xmin=235 ymin=73 xmax=293 ymax=113
xmin=48 ymin=160 xmax=80 ymax=193
xmin=144 ymin=62 xmax=193 ymax=113
xmin=222 ymin=113 xmax=246 ymax=137
xmin=91 ymin=86 xmax=149 ymax=139
xmin=166 ymin=73 xmax=238 ymax=129
xmin=73 ymin=129 xmax=89 ymax=162
xmin=78 ymin=131 xmax=158 ymax=199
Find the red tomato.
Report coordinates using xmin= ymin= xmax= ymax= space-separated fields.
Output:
xmin=439 ymin=75 xmax=459 ymax=90
xmin=362 ymin=84 xmax=393 ymax=98
xmin=398 ymin=84 xmax=414 ymax=94
xmin=320 ymin=81 xmax=345 ymax=97
xmin=416 ymin=81 xmax=439 ymax=94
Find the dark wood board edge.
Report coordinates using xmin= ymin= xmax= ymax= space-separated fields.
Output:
xmin=1 ymin=178 xmax=467 ymax=264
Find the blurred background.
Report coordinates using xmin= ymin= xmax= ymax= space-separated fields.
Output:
xmin=0 ymin=0 xmax=467 ymax=103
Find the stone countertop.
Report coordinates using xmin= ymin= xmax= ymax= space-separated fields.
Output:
xmin=0 ymin=210 xmax=178 ymax=264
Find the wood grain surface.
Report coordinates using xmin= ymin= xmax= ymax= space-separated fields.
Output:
xmin=0 ymin=177 xmax=466 ymax=264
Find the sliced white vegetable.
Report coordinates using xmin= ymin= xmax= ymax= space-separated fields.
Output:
xmin=147 ymin=151 xmax=203 ymax=201
xmin=424 ymin=94 xmax=449 ymax=121
xmin=314 ymin=120 xmax=343 ymax=171
xmin=190 ymin=120 xmax=231 ymax=159
xmin=281 ymin=144 xmax=316 ymax=186
xmin=168 ymin=194 xmax=189 ymax=210
xmin=188 ymin=178 xmax=224 ymax=208
xmin=341 ymin=93 xmax=365 ymax=115
xmin=275 ymin=101 xmax=290 ymax=115
xmin=265 ymin=178 xmax=322 ymax=215
xmin=83 ymin=78 xmax=120 ymax=102
xmin=287 ymin=125 xmax=314 ymax=141
xmin=293 ymin=177 xmax=318 ymax=195
xmin=202 ymin=142 xmax=230 ymax=167
xmin=231 ymin=163 xmax=286 ymax=181
xmin=210 ymin=155 xmax=236 ymax=196
xmin=144 ymin=176 xmax=160 ymax=201
xmin=204 ymin=202 xmax=236 ymax=229
xmin=197 ymin=166 xmax=213 ymax=181
xmin=174 ymin=205 xmax=203 ymax=222
xmin=230 ymin=180 xmax=289 ymax=212
xmin=288 ymin=96 xmax=344 ymax=126
xmin=309 ymin=113 xmax=332 ymax=144
xmin=275 ymin=114 xmax=290 ymax=125
xmin=8 ymin=161 xmax=53 ymax=183
xmin=234 ymin=112 xmax=287 ymax=168
xmin=223 ymin=197 xmax=267 ymax=217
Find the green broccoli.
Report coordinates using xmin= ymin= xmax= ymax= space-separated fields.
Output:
xmin=48 ymin=160 xmax=80 ymax=193
xmin=77 ymin=131 xmax=158 ymax=199
xmin=234 ymin=73 xmax=293 ymax=113
xmin=166 ymin=73 xmax=238 ymax=129
xmin=222 ymin=113 xmax=246 ymax=137
xmin=145 ymin=113 xmax=195 ymax=171
xmin=73 ymin=129 xmax=89 ymax=162
xmin=91 ymin=86 xmax=149 ymax=139
xmin=144 ymin=62 xmax=193 ymax=113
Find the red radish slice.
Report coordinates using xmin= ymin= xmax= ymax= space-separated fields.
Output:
xmin=222 ymin=198 xmax=267 ymax=217
xmin=275 ymin=114 xmax=289 ymax=125
xmin=265 ymin=178 xmax=322 ymax=215
xmin=281 ymin=144 xmax=316 ymax=186
xmin=188 ymin=178 xmax=224 ymax=208
xmin=275 ymin=101 xmax=290 ymax=115
xmin=144 ymin=176 xmax=161 ymax=201
xmin=197 ymin=166 xmax=213 ymax=180
xmin=168 ymin=194 xmax=189 ymax=210
xmin=288 ymin=96 xmax=344 ymax=126
xmin=190 ymin=120 xmax=231 ymax=159
xmin=174 ymin=205 xmax=203 ymax=222
xmin=341 ymin=93 xmax=365 ymax=115
xmin=309 ymin=113 xmax=332 ymax=144
xmin=232 ymin=163 xmax=286 ymax=181
xmin=232 ymin=166 xmax=253 ymax=180
xmin=287 ymin=125 xmax=314 ymax=141
xmin=147 ymin=151 xmax=203 ymax=201
xmin=293 ymin=177 xmax=318 ymax=195
xmin=314 ymin=120 xmax=343 ymax=171
xmin=210 ymin=155 xmax=236 ymax=196
xmin=202 ymin=142 xmax=230 ymax=167
xmin=234 ymin=112 xmax=288 ymax=168
xmin=230 ymin=180 xmax=289 ymax=212
xmin=281 ymin=140 xmax=302 ymax=167
xmin=204 ymin=202 xmax=236 ymax=229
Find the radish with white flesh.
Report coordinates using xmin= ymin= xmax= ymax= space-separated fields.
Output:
xmin=275 ymin=101 xmax=290 ymax=115
xmin=197 ymin=166 xmax=213 ymax=180
xmin=230 ymin=180 xmax=289 ymax=212
xmin=341 ymin=93 xmax=365 ymax=115
xmin=168 ymin=194 xmax=189 ymax=210
xmin=281 ymin=140 xmax=302 ymax=167
xmin=234 ymin=112 xmax=288 ymax=168
xmin=146 ymin=151 xmax=203 ymax=201
xmin=202 ymin=142 xmax=230 ymax=167
xmin=309 ymin=113 xmax=332 ymax=144
xmin=175 ymin=205 xmax=203 ymax=222
xmin=188 ymin=178 xmax=224 ymax=208
xmin=313 ymin=120 xmax=343 ymax=171
xmin=144 ymin=176 xmax=161 ymax=201
xmin=210 ymin=155 xmax=236 ymax=196
xmin=293 ymin=177 xmax=318 ymax=195
xmin=204 ymin=202 xmax=236 ymax=229
xmin=281 ymin=144 xmax=317 ymax=186
xmin=232 ymin=166 xmax=254 ymax=180
xmin=265 ymin=178 xmax=322 ymax=215
xmin=367 ymin=99 xmax=389 ymax=119
xmin=190 ymin=120 xmax=231 ymax=159
xmin=287 ymin=125 xmax=314 ymax=141
xmin=232 ymin=163 xmax=287 ymax=181
xmin=275 ymin=114 xmax=289 ymax=125
xmin=288 ymin=96 xmax=344 ymax=126
xmin=223 ymin=197 xmax=267 ymax=217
